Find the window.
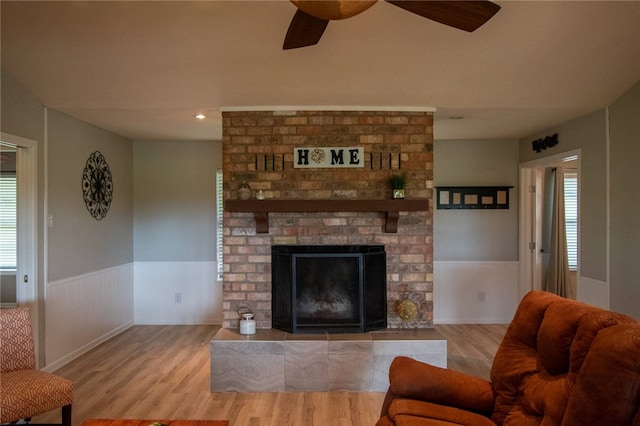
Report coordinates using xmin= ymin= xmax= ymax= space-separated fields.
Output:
xmin=0 ymin=173 xmax=17 ymax=270
xmin=216 ymin=169 xmax=224 ymax=281
xmin=564 ymin=171 xmax=578 ymax=271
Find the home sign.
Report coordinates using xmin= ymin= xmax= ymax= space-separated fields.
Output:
xmin=294 ymin=147 xmax=364 ymax=168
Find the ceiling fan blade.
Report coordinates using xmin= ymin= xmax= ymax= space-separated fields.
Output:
xmin=386 ymin=1 xmax=500 ymax=32
xmin=283 ymin=9 xmax=330 ymax=50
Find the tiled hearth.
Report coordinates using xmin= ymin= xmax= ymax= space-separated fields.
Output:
xmin=222 ymin=109 xmax=434 ymax=330
xmin=210 ymin=328 xmax=446 ymax=392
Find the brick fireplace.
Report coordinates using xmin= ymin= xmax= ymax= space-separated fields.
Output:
xmin=221 ymin=109 xmax=434 ymax=330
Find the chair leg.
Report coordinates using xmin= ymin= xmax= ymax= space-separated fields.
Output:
xmin=61 ymin=405 xmax=72 ymax=426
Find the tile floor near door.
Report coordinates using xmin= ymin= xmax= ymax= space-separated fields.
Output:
xmin=210 ymin=328 xmax=447 ymax=392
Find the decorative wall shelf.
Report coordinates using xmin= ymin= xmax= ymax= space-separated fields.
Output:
xmin=436 ymin=186 xmax=513 ymax=210
xmin=224 ymin=199 xmax=429 ymax=234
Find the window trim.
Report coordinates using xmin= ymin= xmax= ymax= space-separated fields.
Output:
xmin=564 ymin=170 xmax=578 ymax=272
xmin=0 ymin=172 xmax=17 ymax=270
xmin=216 ymin=168 xmax=223 ymax=281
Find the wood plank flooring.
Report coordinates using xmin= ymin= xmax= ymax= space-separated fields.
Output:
xmin=32 ymin=324 xmax=507 ymax=426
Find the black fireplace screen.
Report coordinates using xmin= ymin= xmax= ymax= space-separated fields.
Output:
xmin=272 ymin=245 xmax=387 ymax=333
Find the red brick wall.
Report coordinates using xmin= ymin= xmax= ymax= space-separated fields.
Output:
xmin=222 ymin=110 xmax=434 ymax=329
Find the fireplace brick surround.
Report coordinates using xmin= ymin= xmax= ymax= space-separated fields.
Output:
xmin=221 ymin=109 xmax=434 ymax=330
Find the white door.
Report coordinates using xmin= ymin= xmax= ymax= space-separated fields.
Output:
xmin=519 ymin=150 xmax=580 ymax=299
xmin=1 ymin=133 xmax=39 ymax=355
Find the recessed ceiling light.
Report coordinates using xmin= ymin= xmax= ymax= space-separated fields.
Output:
xmin=194 ymin=114 xmax=206 ymax=120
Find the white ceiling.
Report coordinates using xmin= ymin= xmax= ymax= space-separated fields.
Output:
xmin=2 ymin=1 xmax=639 ymax=142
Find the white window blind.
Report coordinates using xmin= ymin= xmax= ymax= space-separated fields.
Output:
xmin=216 ymin=169 xmax=224 ymax=281
xmin=564 ymin=171 xmax=578 ymax=271
xmin=0 ymin=173 xmax=17 ymax=270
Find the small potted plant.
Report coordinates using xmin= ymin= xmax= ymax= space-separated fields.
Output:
xmin=387 ymin=173 xmax=406 ymax=199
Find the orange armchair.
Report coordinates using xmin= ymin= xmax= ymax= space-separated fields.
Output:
xmin=377 ymin=291 xmax=640 ymax=426
xmin=1 ymin=307 xmax=73 ymax=426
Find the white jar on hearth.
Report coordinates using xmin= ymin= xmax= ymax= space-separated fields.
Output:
xmin=239 ymin=313 xmax=256 ymax=335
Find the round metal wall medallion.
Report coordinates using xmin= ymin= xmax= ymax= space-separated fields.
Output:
xmin=82 ymin=151 xmax=113 ymax=220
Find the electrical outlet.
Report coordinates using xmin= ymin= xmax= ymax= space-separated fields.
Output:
xmin=478 ymin=291 xmax=486 ymax=302
xmin=174 ymin=292 xmax=182 ymax=304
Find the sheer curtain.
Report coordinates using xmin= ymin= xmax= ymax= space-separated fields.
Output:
xmin=544 ymin=167 xmax=574 ymax=299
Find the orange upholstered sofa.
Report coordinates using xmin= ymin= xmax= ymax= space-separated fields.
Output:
xmin=377 ymin=291 xmax=640 ymax=426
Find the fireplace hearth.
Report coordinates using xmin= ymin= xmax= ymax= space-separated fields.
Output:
xmin=271 ymin=245 xmax=387 ymax=333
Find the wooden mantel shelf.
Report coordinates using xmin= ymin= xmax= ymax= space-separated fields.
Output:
xmin=225 ymin=199 xmax=428 ymax=234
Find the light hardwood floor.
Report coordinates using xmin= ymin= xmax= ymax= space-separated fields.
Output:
xmin=33 ymin=324 xmax=507 ymax=426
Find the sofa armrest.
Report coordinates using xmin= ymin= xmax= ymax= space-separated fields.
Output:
xmin=562 ymin=324 xmax=640 ymax=426
xmin=388 ymin=356 xmax=495 ymax=415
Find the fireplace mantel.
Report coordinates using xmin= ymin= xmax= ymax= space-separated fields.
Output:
xmin=225 ymin=199 xmax=428 ymax=233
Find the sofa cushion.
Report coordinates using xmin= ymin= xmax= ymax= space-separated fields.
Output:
xmin=562 ymin=324 xmax=640 ymax=426
xmin=490 ymin=291 xmax=637 ymax=425
xmin=388 ymin=399 xmax=496 ymax=426
xmin=0 ymin=307 xmax=36 ymax=373
xmin=537 ymin=299 xmax=591 ymax=375
xmin=0 ymin=369 xmax=73 ymax=423
xmin=389 ymin=356 xmax=494 ymax=415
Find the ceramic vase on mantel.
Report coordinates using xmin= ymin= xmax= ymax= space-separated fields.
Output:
xmin=238 ymin=180 xmax=251 ymax=200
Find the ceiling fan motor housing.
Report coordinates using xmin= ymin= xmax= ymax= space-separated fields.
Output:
xmin=290 ymin=0 xmax=378 ymax=20
xmin=284 ymin=0 xmax=501 ymax=50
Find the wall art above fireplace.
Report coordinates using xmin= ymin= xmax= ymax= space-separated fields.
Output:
xmin=294 ymin=146 xmax=364 ymax=168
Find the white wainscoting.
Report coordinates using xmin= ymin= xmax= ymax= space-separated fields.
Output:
xmin=577 ymin=275 xmax=610 ymax=309
xmin=45 ymin=263 xmax=134 ymax=371
xmin=433 ymin=261 xmax=519 ymax=324
xmin=134 ymin=261 xmax=223 ymax=325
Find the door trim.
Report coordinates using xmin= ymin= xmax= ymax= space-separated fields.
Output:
xmin=519 ymin=149 xmax=581 ymax=300
xmin=1 ymin=132 xmax=39 ymax=356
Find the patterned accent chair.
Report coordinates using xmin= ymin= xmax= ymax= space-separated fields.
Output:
xmin=1 ymin=307 xmax=73 ymax=426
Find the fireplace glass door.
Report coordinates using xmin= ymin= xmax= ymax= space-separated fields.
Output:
xmin=272 ymin=245 xmax=386 ymax=333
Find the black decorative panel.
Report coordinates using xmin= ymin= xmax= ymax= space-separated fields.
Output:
xmin=82 ymin=151 xmax=113 ymax=220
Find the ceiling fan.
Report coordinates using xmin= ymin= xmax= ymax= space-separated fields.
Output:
xmin=283 ymin=0 xmax=501 ymax=50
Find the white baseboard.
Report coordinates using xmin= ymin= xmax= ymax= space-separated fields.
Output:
xmin=43 ymin=322 xmax=133 ymax=373
xmin=134 ymin=261 xmax=223 ymax=325
xmin=433 ymin=261 xmax=519 ymax=324
xmin=45 ymin=263 xmax=134 ymax=369
xmin=577 ymin=275 xmax=609 ymax=309
xmin=42 ymin=261 xmax=224 ymax=370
